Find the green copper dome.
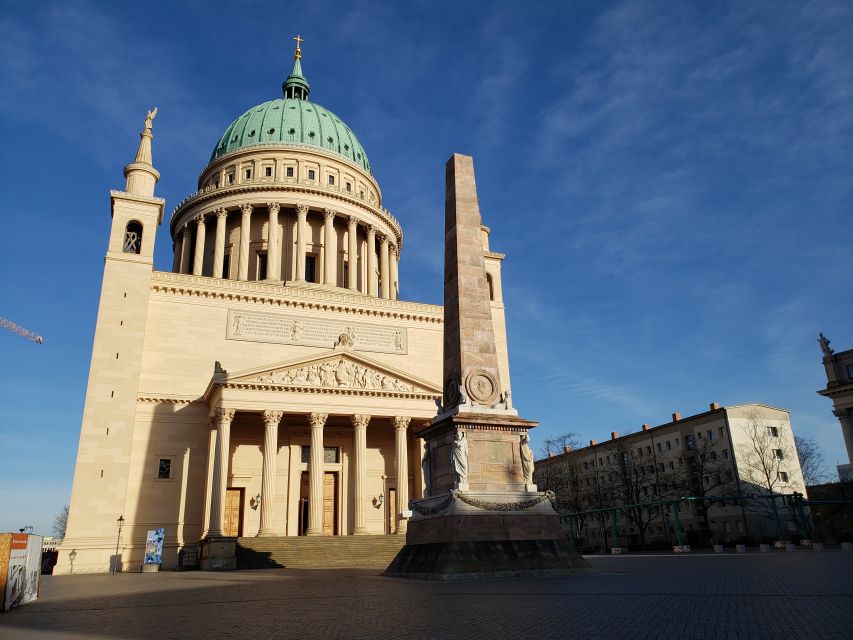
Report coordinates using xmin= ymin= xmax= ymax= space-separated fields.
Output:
xmin=210 ymin=51 xmax=371 ymax=174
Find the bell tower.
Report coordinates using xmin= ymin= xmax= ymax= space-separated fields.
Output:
xmin=57 ymin=110 xmax=165 ymax=574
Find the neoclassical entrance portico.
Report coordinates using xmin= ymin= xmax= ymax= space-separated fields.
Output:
xmin=201 ymin=350 xmax=439 ymax=539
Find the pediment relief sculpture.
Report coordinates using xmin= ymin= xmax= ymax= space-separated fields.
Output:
xmin=241 ymin=356 xmax=427 ymax=393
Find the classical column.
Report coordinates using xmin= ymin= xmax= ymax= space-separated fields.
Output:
xmin=834 ymin=409 xmax=853 ymax=466
xmin=379 ymin=234 xmax=390 ymax=299
xmin=367 ymin=225 xmax=377 ymax=297
xmin=212 ymin=208 xmax=227 ymax=278
xmin=202 ymin=420 xmax=216 ymax=536
xmin=180 ymin=223 xmax=191 ymax=274
xmin=208 ymin=408 xmax=235 ymax=537
xmin=258 ymin=410 xmax=283 ymax=536
xmin=295 ymin=204 xmax=308 ymax=281
xmin=323 ymin=209 xmax=337 ymax=286
xmin=192 ymin=213 xmax=206 ymax=276
xmin=238 ymin=203 xmax=252 ymax=281
xmin=306 ymin=412 xmax=328 ymax=536
xmin=352 ymin=414 xmax=370 ymax=534
xmin=394 ymin=416 xmax=411 ymax=534
xmin=347 ymin=216 xmax=359 ymax=291
xmin=266 ymin=203 xmax=280 ymax=281
xmin=390 ymin=245 xmax=399 ymax=300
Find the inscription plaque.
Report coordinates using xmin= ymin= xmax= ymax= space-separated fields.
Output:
xmin=226 ymin=310 xmax=407 ymax=355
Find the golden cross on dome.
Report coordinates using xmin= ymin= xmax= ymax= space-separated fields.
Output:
xmin=293 ymin=34 xmax=304 ymax=59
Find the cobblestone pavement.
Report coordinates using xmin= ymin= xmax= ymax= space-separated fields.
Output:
xmin=1 ymin=552 xmax=851 ymax=639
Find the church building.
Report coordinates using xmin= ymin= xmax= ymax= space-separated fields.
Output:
xmin=56 ymin=41 xmax=512 ymax=573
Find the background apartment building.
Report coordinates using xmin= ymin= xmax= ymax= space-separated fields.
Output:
xmin=535 ymin=403 xmax=807 ymax=549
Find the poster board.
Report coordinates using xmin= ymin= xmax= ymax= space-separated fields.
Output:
xmin=2 ymin=534 xmax=42 ymax=611
xmin=143 ymin=528 xmax=165 ymax=565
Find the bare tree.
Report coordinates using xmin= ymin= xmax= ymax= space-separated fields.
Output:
xmin=677 ymin=434 xmax=738 ymax=541
xmin=605 ymin=442 xmax=659 ymax=546
xmin=736 ymin=411 xmax=795 ymax=494
xmin=794 ymin=435 xmax=828 ymax=486
xmin=534 ymin=433 xmax=587 ymax=539
xmin=53 ymin=505 xmax=69 ymax=539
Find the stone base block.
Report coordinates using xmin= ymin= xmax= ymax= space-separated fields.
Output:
xmin=785 ymin=543 xmax=796 ymax=552
xmin=841 ymin=542 xmax=853 ymax=552
xmin=673 ymin=545 xmax=691 ymax=554
xmin=759 ymin=544 xmax=770 ymax=553
xmin=713 ymin=545 xmax=724 ymax=553
xmin=383 ymin=539 xmax=591 ymax=580
xmin=610 ymin=547 xmax=624 ymax=555
xmin=813 ymin=543 xmax=824 ymax=551
xmin=199 ymin=537 xmax=237 ymax=571
xmin=736 ymin=544 xmax=747 ymax=553
xmin=141 ymin=563 xmax=160 ymax=573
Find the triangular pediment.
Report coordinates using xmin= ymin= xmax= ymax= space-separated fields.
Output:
xmin=223 ymin=350 xmax=441 ymax=395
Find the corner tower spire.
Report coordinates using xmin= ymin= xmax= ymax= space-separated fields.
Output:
xmin=123 ymin=107 xmax=160 ymax=197
xmin=283 ymin=34 xmax=310 ymax=100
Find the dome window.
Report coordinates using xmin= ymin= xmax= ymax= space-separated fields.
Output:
xmin=307 ymin=169 xmax=316 ymax=180
xmin=123 ymin=221 xmax=143 ymax=254
xmin=327 ymin=136 xmax=333 ymax=144
xmin=343 ymin=144 xmax=350 ymax=151
xmin=328 ymin=174 xmax=335 ymax=186
xmin=308 ymin=131 xmax=315 ymax=138
xmin=248 ymin=130 xmax=256 ymax=137
xmin=288 ymin=128 xmax=296 ymax=135
xmin=286 ymin=166 xmax=294 ymax=177
xmin=306 ymin=108 xmax=312 ymax=112
xmin=231 ymin=135 xmax=238 ymax=142
xmin=264 ymin=166 xmax=273 ymax=177
xmin=256 ymin=107 xmax=263 ymax=112
xmin=245 ymin=169 xmax=252 ymax=179
xmin=272 ymin=105 xmax=280 ymax=110
xmin=267 ymin=127 xmax=276 ymax=134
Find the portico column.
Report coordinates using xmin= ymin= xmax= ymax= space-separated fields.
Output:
xmin=306 ymin=412 xmax=328 ymax=536
xmin=208 ymin=408 xmax=235 ymax=537
xmin=347 ymin=216 xmax=359 ymax=291
xmin=212 ymin=208 xmax=227 ymax=278
xmin=323 ymin=209 xmax=337 ymax=286
xmin=390 ymin=245 xmax=399 ymax=300
xmin=834 ymin=409 xmax=853 ymax=465
xmin=202 ymin=420 xmax=216 ymax=536
xmin=379 ymin=235 xmax=390 ymax=299
xmin=266 ymin=203 xmax=280 ymax=281
xmin=352 ymin=415 xmax=370 ymax=534
xmin=394 ymin=416 xmax=411 ymax=534
xmin=238 ymin=203 xmax=252 ymax=281
xmin=258 ymin=410 xmax=283 ymax=536
xmin=192 ymin=214 xmax=206 ymax=276
xmin=295 ymin=204 xmax=308 ymax=281
xmin=172 ymin=242 xmax=181 ymax=273
xmin=367 ymin=225 xmax=377 ymax=296
xmin=180 ymin=223 xmax=192 ymax=274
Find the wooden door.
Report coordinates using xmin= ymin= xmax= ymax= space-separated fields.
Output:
xmin=387 ymin=487 xmax=397 ymax=534
xmin=299 ymin=472 xmax=309 ymax=536
xmin=224 ymin=488 xmax=243 ymax=537
xmin=323 ymin=472 xmax=337 ymax=535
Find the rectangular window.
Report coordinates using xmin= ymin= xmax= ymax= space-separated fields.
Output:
xmin=342 ymin=263 xmax=349 ymax=287
xmin=222 ymin=253 xmax=231 ymax=279
xmin=637 ymin=447 xmax=643 ymax=457
xmin=685 ymin=435 xmax=695 ymax=450
xmin=265 ymin=166 xmax=272 ymax=177
xmin=328 ymin=174 xmax=335 ymax=186
xmin=346 ymin=181 xmax=352 ymax=192
xmin=719 ymin=427 xmax=725 ymax=438
xmin=847 ymin=364 xmax=853 ymax=378
xmin=668 ymin=461 xmax=675 ymax=471
xmin=300 ymin=446 xmax=340 ymax=463
xmin=646 ymin=445 xmax=652 ymax=454
xmin=675 ymin=437 xmax=680 ymax=447
xmin=659 ymin=463 xmax=665 ymax=472
xmin=308 ymin=169 xmax=316 ymax=180
xmin=245 ymin=169 xmax=252 ymax=179
xmin=599 ymin=458 xmax=603 ymax=466
xmin=359 ymin=190 xmax=364 ymax=199
xmin=157 ymin=458 xmax=172 ymax=479
xmin=707 ymin=430 xmax=713 ymax=440
xmin=666 ymin=440 xmax=672 ymax=451
xmin=257 ymin=253 xmax=268 ymax=280
xmin=768 ymin=426 xmax=779 ymax=437
xmin=725 ymin=471 xmax=733 ymax=482
xmin=657 ymin=443 xmax=662 ymax=452
xmin=697 ymin=431 xmax=703 ymax=439
xmin=227 ymin=173 xmax=234 ymax=184
xmin=286 ymin=166 xmax=294 ymax=178
xmin=722 ymin=449 xmax=729 ymax=460
xmin=778 ymin=471 xmax=789 ymax=483
xmin=305 ymin=255 xmax=316 ymax=282
xmin=773 ymin=449 xmax=784 ymax=460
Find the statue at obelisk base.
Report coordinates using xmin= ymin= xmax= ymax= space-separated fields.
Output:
xmin=384 ymin=154 xmax=590 ymax=579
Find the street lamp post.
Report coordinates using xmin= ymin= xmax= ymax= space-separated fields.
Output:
xmin=112 ymin=515 xmax=125 ymax=575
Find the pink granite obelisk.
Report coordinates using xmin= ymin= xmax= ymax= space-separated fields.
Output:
xmin=384 ymin=154 xmax=590 ymax=579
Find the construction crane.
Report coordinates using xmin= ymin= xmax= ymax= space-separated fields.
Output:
xmin=1 ymin=316 xmax=44 ymax=344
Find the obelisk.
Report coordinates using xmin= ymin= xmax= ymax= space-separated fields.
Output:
xmin=384 ymin=154 xmax=590 ymax=579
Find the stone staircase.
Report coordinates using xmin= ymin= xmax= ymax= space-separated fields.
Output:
xmin=236 ymin=534 xmax=406 ymax=569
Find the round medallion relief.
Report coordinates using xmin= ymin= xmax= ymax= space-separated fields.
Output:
xmin=465 ymin=370 xmax=498 ymax=405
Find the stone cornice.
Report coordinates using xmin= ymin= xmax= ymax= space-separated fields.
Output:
xmin=137 ymin=395 xmax=198 ymax=404
xmin=110 ymin=189 xmax=166 ymax=224
xmin=149 ymin=271 xmax=443 ymax=323
xmin=224 ymin=381 xmax=438 ymax=401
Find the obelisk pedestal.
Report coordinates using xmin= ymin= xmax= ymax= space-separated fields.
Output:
xmin=384 ymin=154 xmax=590 ymax=579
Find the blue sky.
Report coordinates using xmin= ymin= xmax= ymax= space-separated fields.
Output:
xmin=1 ymin=0 xmax=850 ymax=535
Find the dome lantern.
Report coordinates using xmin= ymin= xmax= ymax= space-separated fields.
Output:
xmin=282 ymin=34 xmax=310 ymax=100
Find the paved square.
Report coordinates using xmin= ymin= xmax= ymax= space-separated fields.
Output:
xmin=1 ymin=552 xmax=851 ymax=639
